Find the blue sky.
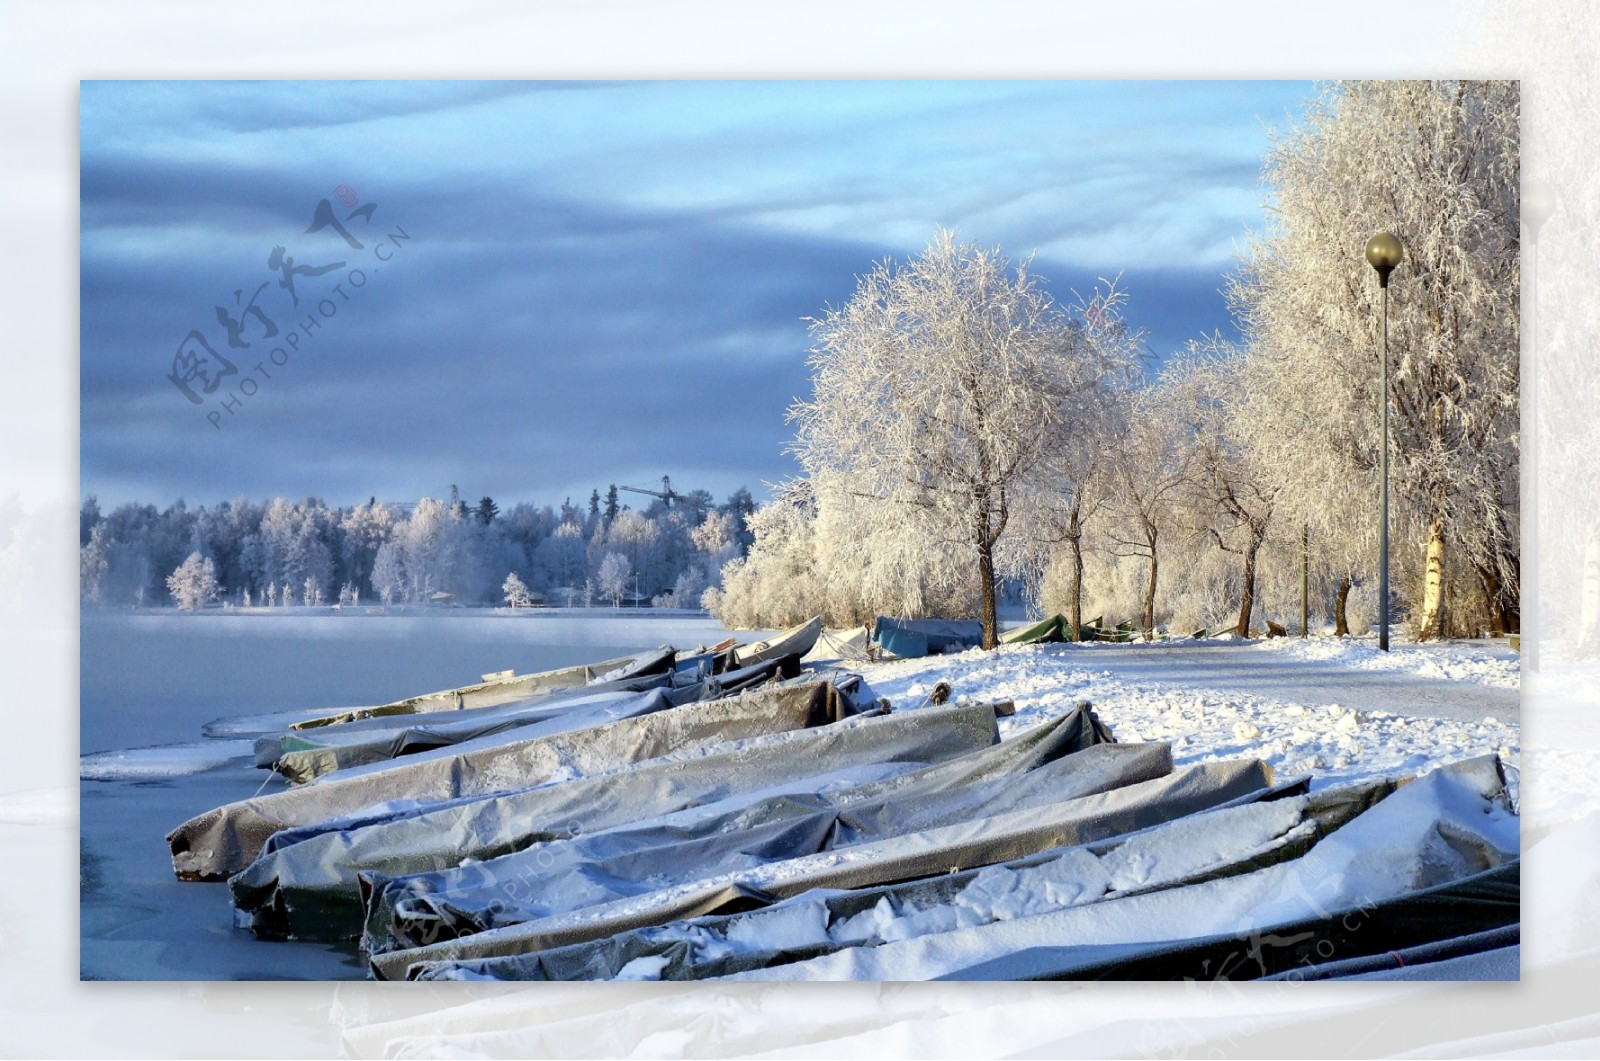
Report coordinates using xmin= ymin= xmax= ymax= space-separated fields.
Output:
xmin=79 ymin=80 xmax=1312 ymax=509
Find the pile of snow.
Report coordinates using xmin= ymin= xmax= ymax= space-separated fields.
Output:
xmin=862 ymin=642 xmax=1518 ymax=790
xmin=1252 ymin=635 xmax=1521 ymax=689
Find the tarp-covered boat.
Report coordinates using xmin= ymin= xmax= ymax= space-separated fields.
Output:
xmin=872 ymin=617 xmax=984 ymax=659
xmin=359 ymin=704 xmax=1118 ymax=956
xmin=168 ymin=678 xmax=856 ymax=881
xmin=255 ymin=654 xmax=806 ymax=784
xmin=801 ymin=627 xmax=873 ymax=663
xmin=289 ymin=646 xmax=679 ymax=730
xmin=403 ymin=775 xmax=1406 ymax=983
xmin=718 ymin=756 xmax=1517 ymax=981
xmin=374 ymin=755 xmax=1275 ymax=978
xmin=232 ymin=698 xmax=1010 ymax=940
xmin=1000 ymin=614 xmax=1067 ymax=646
xmin=257 ymin=679 xmax=680 ymax=783
xmin=731 ymin=617 xmax=823 ymax=668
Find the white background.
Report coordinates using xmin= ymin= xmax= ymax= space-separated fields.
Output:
xmin=3 ymin=1 xmax=1596 ymax=1056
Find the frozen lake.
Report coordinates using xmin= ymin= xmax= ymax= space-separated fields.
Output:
xmin=80 ymin=610 xmax=757 ymax=754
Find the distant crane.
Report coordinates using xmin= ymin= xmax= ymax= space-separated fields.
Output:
xmin=619 ymin=476 xmax=681 ymax=510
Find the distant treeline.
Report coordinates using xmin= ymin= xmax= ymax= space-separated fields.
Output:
xmin=79 ymin=486 xmax=756 ymax=610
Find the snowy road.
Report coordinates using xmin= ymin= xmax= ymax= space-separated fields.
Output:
xmin=856 ymin=636 xmax=1519 ymax=792
xmin=1056 ymin=640 xmax=1518 ymax=725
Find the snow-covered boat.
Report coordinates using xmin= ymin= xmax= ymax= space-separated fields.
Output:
xmin=360 ymin=703 xmax=1115 ymax=960
xmin=167 ymin=678 xmax=855 ymax=882
xmin=284 ymin=646 xmax=679 ymax=730
xmin=232 ymin=691 xmax=996 ymax=941
xmin=731 ymin=616 xmax=823 ymax=667
xmin=256 ymin=678 xmax=686 ymax=783
xmin=374 ymin=750 xmax=1276 ymax=977
xmin=802 ymin=626 xmax=873 ymax=663
xmin=393 ymin=756 xmax=1516 ymax=983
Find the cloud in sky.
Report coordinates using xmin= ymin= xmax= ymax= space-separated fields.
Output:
xmin=79 ymin=79 xmax=1311 ymax=509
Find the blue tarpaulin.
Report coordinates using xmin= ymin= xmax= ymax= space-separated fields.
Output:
xmin=872 ymin=617 xmax=984 ymax=658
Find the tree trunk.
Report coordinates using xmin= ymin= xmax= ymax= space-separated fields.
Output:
xmin=1068 ymin=507 xmax=1084 ymax=642
xmin=1419 ymin=520 xmax=1447 ymax=641
xmin=977 ymin=535 xmax=999 ymax=650
xmin=1335 ymin=576 xmax=1352 ymax=636
xmin=1234 ymin=531 xmax=1262 ymax=638
xmin=1143 ymin=553 xmax=1158 ymax=641
xmin=1475 ymin=561 xmax=1506 ymax=637
xmin=1492 ymin=545 xmax=1520 ymax=635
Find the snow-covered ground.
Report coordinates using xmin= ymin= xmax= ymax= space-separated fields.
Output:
xmin=1251 ymin=634 xmax=1520 ymax=688
xmin=853 ymin=635 xmax=1519 ymax=791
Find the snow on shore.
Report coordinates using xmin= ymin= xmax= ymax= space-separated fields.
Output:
xmin=1249 ymin=635 xmax=1520 ymax=688
xmin=857 ymin=639 xmax=1519 ymax=790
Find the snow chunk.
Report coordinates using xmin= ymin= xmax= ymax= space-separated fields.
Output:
xmin=614 ymin=954 xmax=670 ymax=981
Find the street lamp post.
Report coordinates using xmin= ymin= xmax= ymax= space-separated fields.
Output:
xmin=1365 ymin=232 xmax=1404 ymax=652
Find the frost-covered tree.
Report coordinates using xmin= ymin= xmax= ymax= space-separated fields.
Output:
xmin=665 ymin=569 xmax=710 ymax=611
xmin=1233 ymin=80 xmax=1520 ymax=639
xmin=792 ymin=230 xmax=1136 ymax=648
xmin=502 ymin=571 xmax=533 ymax=608
xmin=80 ymin=523 xmax=110 ymax=604
xmin=690 ymin=510 xmax=741 ymax=590
xmin=597 ymin=551 xmax=631 ymax=607
xmin=80 ymin=495 xmax=102 ymax=547
xmin=1103 ymin=384 xmax=1195 ymax=639
xmin=1163 ymin=345 xmax=1279 ymax=636
xmin=714 ymin=482 xmax=831 ymax=628
xmin=394 ymin=497 xmax=460 ymax=602
xmin=604 ymin=510 xmax=665 ymax=597
xmin=371 ymin=541 xmax=404 ymax=606
xmin=1022 ymin=325 xmax=1138 ymax=640
xmin=80 ymin=487 xmax=760 ymax=612
xmin=339 ymin=500 xmax=397 ymax=599
xmin=536 ymin=521 xmax=589 ymax=592
xmin=166 ymin=551 xmax=218 ymax=612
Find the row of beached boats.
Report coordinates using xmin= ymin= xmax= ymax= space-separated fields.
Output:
xmin=159 ymin=616 xmax=1520 ymax=981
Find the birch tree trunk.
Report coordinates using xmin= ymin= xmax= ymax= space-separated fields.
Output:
xmin=1419 ymin=520 xmax=1447 ymax=640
